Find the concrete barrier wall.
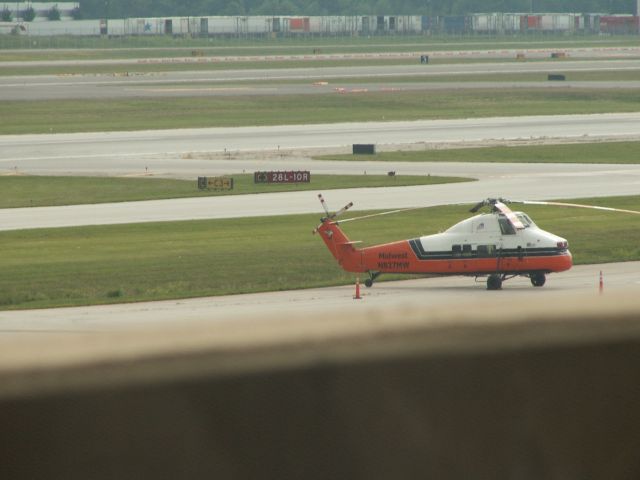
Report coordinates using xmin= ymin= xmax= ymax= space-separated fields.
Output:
xmin=1 ymin=294 xmax=640 ymax=479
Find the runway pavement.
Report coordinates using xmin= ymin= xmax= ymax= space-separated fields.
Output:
xmin=5 ymin=79 xmax=640 ymax=101
xmin=3 ymin=59 xmax=640 ymax=101
xmin=2 ymin=113 xmax=639 ymax=170
xmin=0 ymin=59 xmax=640 ymax=101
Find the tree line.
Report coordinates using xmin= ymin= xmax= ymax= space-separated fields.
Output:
xmin=68 ymin=0 xmax=637 ymax=19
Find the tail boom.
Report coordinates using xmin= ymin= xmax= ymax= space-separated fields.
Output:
xmin=315 ymin=220 xmax=366 ymax=273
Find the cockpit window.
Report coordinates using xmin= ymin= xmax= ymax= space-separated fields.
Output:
xmin=498 ymin=216 xmax=516 ymax=235
xmin=516 ymin=213 xmax=532 ymax=228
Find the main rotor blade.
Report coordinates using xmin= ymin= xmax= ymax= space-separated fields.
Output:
xmin=469 ymin=200 xmax=486 ymax=213
xmin=494 ymin=201 xmax=525 ymax=229
xmin=333 ymin=201 xmax=354 ymax=219
xmin=333 ymin=206 xmax=429 ymax=224
xmin=317 ymin=193 xmax=330 ymax=216
xmin=519 ymin=200 xmax=640 ymax=215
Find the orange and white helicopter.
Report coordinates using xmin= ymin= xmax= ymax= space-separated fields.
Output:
xmin=314 ymin=195 xmax=640 ymax=290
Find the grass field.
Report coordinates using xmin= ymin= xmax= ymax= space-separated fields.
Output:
xmin=3 ymin=88 xmax=640 ymax=134
xmin=315 ymin=141 xmax=640 ymax=164
xmin=0 ymin=174 xmax=471 ymax=208
xmin=1 ymin=195 xmax=639 ymax=310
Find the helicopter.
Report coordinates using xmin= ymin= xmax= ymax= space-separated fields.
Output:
xmin=313 ymin=195 xmax=640 ymax=290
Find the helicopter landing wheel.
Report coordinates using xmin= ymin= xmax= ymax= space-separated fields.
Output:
xmin=487 ymin=274 xmax=503 ymax=290
xmin=530 ymin=272 xmax=546 ymax=287
xmin=364 ymin=271 xmax=380 ymax=288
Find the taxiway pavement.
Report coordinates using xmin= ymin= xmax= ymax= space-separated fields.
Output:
xmin=0 ymin=261 xmax=637 ymax=340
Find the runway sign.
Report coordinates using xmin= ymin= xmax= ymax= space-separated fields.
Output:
xmin=198 ymin=176 xmax=234 ymax=190
xmin=254 ymin=171 xmax=310 ymax=184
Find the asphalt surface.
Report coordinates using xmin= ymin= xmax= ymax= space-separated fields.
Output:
xmin=2 ymin=113 xmax=639 ymax=168
xmin=2 ymin=59 xmax=640 ymax=100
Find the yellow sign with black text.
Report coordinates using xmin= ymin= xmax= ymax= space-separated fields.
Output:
xmin=198 ymin=176 xmax=234 ymax=190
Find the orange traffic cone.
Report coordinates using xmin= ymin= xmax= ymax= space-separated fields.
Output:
xmin=353 ymin=277 xmax=362 ymax=300
xmin=599 ymin=270 xmax=603 ymax=295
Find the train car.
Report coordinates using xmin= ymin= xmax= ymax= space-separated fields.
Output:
xmin=599 ymin=15 xmax=639 ymax=34
xmin=0 ymin=22 xmax=24 ymax=35
xmin=359 ymin=15 xmax=377 ymax=34
xmin=472 ymin=13 xmax=499 ymax=33
xmin=394 ymin=15 xmax=422 ymax=34
xmin=472 ymin=13 xmax=523 ymax=34
xmin=381 ymin=16 xmax=413 ymax=33
xmin=20 ymin=19 xmax=100 ymax=35
xmin=308 ymin=16 xmax=358 ymax=35
xmin=441 ymin=15 xmax=468 ymax=34
xmin=247 ymin=16 xmax=274 ymax=35
xmin=544 ymin=13 xmax=575 ymax=32
xmin=503 ymin=13 xmax=523 ymax=33
xmin=288 ymin=17 xmax=310 ymax=33
xmin=2 ymin=12 xmax=639 ymax=38
xmin=120 ymin=18 xmax=162 ymax=35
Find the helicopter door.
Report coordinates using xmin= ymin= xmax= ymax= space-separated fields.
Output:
xmin=477 ymin=244 xmax=499 ymax=271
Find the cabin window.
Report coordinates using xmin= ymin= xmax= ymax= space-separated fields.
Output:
xmin=477 ymin=245 xmax=496 ymax=258
xmin=516 ymin=213 xmax=532 ymax=228
xmin=498 ymin=217 xmax=516 ymax=235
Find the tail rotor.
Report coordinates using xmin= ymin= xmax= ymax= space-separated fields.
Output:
xmin=318 ymin=193 xmax=353 ymax=220
xmin=314 ymin=194 xmax=354 ymax=233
